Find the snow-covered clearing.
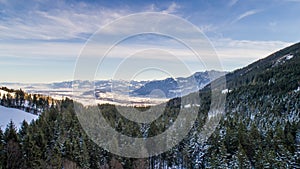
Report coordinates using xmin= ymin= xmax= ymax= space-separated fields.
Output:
xmin=0 ymin=105 xmax=38 ymax=130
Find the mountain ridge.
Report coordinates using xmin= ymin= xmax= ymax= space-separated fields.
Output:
xmin=200 ymin=42 xmax=300 ymax=93
xmin=131 ymin=70 xmax=226 ymax=98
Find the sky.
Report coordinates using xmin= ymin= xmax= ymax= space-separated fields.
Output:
xmin=0 ymin=0 xmax=299 ymax=83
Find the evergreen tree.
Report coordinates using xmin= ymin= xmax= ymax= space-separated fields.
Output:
xmin=18 ymin=120 xmax=29 ymax=168
xmin=3 ymin=120 xmax=22 ymax=169
xmin=237 ymin=143 xmax=251 ymax=168
xmin=25 ymin=123 xmax=45 ymax=168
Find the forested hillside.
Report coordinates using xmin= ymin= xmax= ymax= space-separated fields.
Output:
xmin=0 ymin=43 xmax=299 ymax=168
xmin=0 ymin=87 xmax=56 ymax=115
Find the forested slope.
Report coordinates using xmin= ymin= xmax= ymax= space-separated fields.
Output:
xmin=0 ymin=43 xmax=299 ymax=168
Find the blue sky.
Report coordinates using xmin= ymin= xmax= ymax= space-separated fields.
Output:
xmin=0 ymin=0 xmax=299 ymax=82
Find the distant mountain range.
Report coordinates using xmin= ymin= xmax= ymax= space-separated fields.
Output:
xmin=131 ymin=70 xmax=225 ymax=98
xmin=0 ymin=70 xmax=226 ymax=105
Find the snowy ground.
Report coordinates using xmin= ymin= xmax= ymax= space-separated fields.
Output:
xmin=0 ymin=105 xmax=38 ymax=131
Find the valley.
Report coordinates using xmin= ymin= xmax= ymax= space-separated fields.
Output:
xmin=0 ymin=70 xmax=224 ymax=106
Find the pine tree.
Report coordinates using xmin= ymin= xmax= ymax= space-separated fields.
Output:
xmin=46 ymin=143 xmax=63 ymax=168
xmin=87 ymin=139 xmax=108 ymax=169
xmin=32 ymin=94 xmax=37 ymax=114
xmin=25 ymin=124 xmax=45 ymax=168
xmin=18 ymin=89 xmax=25 ymax=108
xmin=6 ymin=93 xmax=12 ymax=107
xmin=237 ymin=143 xmax=251 ymax=168
xmin=18 ymin=120 xmax=29 ymax=168
xmin=3 ymin=120 xmax=22 ymax=169
xmin=218 ymin=140 xmax=229 ymax=168
xmin=284 ymin=122 xmax=296 ymax=152
xmin=273 ymin=124 xmax=288 ymax=168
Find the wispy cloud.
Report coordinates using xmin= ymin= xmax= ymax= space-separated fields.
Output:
xmin=212 ymin=39 xmax=292 ymax=69
xmin=0 ymin=37 xmax=291 ymax=68
xmin=0 ymin=2 xmax=131 ymax=41
xmin=162 ymin=2 xmax=180 ymax=14
xmin=176 ymin=38 xmax=289 ymax=72
xmin=232 ymin=9 xmax=261 ymax=24
xmin=0 ymin=1 xmax=182 ymax=41
xmin=0 ymin=0 xmax=298 ymax=82
xmin=228 ymin=0 xmax=239 ymax=7
xmin=146 ymin=2 xmax=180 ymax=14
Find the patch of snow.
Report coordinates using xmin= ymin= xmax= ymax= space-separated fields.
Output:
xmin=181 ymin=103 xmax=200 ymax=109
xmin=0 ymin=89 xmax=15 ymax=97
xmin=294 ymin=86 xmax=300 ymax=92
xmin=184 ymin=104 xmax=191 ymax=108
xmin=222 ymin=89 xmax=232 ymax=94
xmin=285 ymin=54 xmax=294 ymax=60
xmin=273 ymin=54 xmax=294 ymax=67
xmin=0 ymin=105 xmax=38 ymax=130
xmin=24 ymin=100 xmax=29 ymax=107
xmin=250 ymin=114 xmax=255 ymax=121
xmin=245 ymin=67 xmax=253 ymax=73
xmin=193 ymin=104 xmax=200 ymax=107
xmin=0 ymin=89 xmax=8 ymax=96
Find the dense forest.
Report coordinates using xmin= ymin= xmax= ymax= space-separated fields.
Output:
xmin=0 ymin=43 xmax=300 ymax=168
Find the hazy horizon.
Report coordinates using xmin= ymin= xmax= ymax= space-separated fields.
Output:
xmin=0 ymin=69 xmax=228 ymax=84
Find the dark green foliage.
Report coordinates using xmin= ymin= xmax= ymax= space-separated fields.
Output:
xmin=3 ymin=121 xmax=22 ymax=169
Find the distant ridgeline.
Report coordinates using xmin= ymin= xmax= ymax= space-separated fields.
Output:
xmin=0 ymin=86 xmax=58 ymax=115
